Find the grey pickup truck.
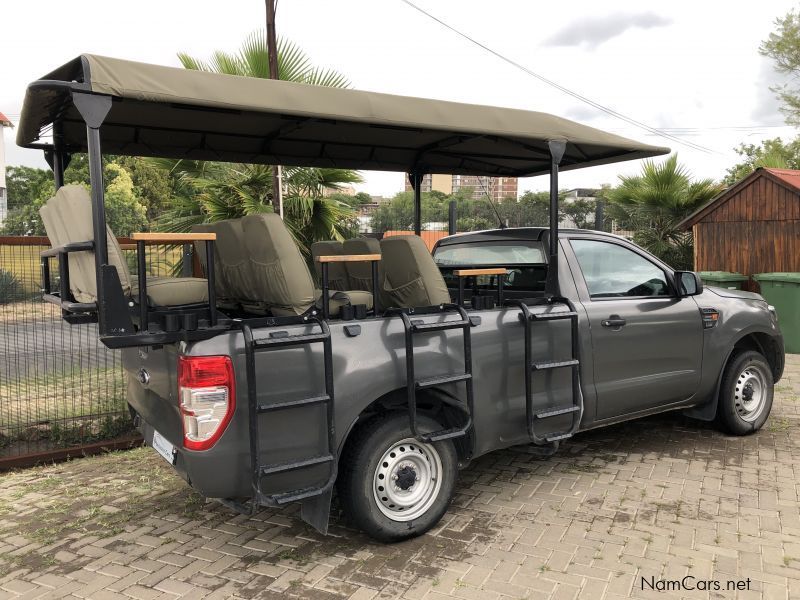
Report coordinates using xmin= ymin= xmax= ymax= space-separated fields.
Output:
xmin=19 ymin=54 xmax=784 ymax=543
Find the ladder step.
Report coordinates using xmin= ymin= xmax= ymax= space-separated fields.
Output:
xmin=417 ymin=373 xmax=472 ymax=389
xmin=267 ymin=484 xmax=331 ymax=505
xmin=253 ymin=332 xmax=328 ymax=349
xmin=530 ymin=311 xmax=577 ymax=321
xmin=260 ymin=454 xmax=334 ymax=476
xmin=532 ymin=359 xmax=579 ymax=371
xmin=412 ymin=320 xmax=470 ymax=333
xmin=534 ymin=405 xmax=581 ymax=419
xmin=420 ymin=428 xmax=467 ymax=442
xmin=545 ymin=433 xmax=573 ymax=443
xmin=257 ymin=395 xmax=330 ymax=413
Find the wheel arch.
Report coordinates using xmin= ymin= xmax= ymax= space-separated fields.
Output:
xmin=338 ymin=386 xmax=473 ymax=465
xmin=684 ymin=329 xmax=783 ymax=422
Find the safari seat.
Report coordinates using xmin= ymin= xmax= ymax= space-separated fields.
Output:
xmin=310 ymin=241 xmax=349 ymax=291
xmin=379 ymin=235 xmax=451 ymax=308
xmin=39 ymin=185 xmax=209 ymax=307
xmin=343 ymin=237 xmax=381 ymax=292
xmin=241 ymin=213 xmax=373 ymax=317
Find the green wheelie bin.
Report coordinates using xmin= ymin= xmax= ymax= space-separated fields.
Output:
xmin=698 ymin=271 xmax=749 ymax=290
xmin=753 ymin=272 xmax=800 ymax=354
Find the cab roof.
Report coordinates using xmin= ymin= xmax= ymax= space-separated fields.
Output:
xmin=17 ymin=54 xmax=669 ymax=176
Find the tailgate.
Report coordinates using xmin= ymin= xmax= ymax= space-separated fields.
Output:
xmin=122 ymin=344 xmax=183 ymax=448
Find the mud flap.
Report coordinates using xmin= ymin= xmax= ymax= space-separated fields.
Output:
xmin=300 ymin=488 xmax=333 ymax=534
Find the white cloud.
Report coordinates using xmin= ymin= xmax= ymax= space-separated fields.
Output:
xmin=544 ymin=12 xmax=672 ymax=49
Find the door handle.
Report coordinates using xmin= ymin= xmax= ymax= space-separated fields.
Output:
xmin=601 ymin=315 xmax=627 ymax=328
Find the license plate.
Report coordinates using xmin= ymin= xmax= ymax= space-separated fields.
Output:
xmin=151 ymin=430 xmax=177 ymax=465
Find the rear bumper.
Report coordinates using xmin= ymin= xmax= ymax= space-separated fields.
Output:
xmin=134 ymin=410 xmax=252 ymax=498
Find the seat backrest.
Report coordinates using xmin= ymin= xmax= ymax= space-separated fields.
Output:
xmin=39 ymin=185 xmax=132 ymax=303
xmin=310 ymin=241 xmax=349 ymax=291
xmin=241 ymin=213 xmax=316 ymax=316
xmin=380 ymin=235 xmax=451 ymax=308
xmin=342 ymin=237 xmax=381 ymax=292
xmin=192 ymin=222 xmax=232 ymax=301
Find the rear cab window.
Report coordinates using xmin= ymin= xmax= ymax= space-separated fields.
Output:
xmin=433 ymin=240 xmax=548 ymax=292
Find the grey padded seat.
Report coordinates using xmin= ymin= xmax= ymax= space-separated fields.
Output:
xmin=195 ymin=219 xmax=269 ymax=312
xmin=310 ymin=241 xmax=349 ymax=291
xmin=379 ymin=235 xmax=451 ymax=308
xmin=241 ymin=213 xmax=372 ymax=317
xmin=40 ymin=185 xmax=209 ymax=307
xmin=342 ymin=237 xmax=381 ymax=292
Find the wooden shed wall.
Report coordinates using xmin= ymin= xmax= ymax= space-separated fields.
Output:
xmin=693 ymin=175 xmax=800 ymax=291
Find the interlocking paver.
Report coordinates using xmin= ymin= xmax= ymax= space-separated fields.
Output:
xmin=0 ymin=354 xmax=798 ymax=599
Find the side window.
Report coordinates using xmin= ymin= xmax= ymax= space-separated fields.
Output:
xmin=571 ymin=239 xmax=670 ymax=299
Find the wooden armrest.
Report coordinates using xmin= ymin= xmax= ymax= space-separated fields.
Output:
xmin=130 ymin=232 xmax=217 ymax=242
xmin=315 ymin=253 xmax=381 ymax=263
xmin=453 ymin=268 xmax=508 ymax=277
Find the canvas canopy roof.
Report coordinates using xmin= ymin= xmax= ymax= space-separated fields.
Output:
xmin=17 ymin=54 xmax=669 ymax=176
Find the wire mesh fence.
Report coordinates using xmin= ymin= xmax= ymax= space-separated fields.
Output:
xmin=0 ymin=236 xmax=183 ymax=464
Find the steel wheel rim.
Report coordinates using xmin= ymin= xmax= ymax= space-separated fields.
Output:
xmin=734 ymin=364 xmax=768 ymax=422
xmin=373 ymin=438 xmax=442 ymax=522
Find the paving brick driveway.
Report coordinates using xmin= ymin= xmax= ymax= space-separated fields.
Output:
xmin=1 ymin=355 xmax=798 ymax=600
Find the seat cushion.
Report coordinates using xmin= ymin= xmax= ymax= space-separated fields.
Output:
xmin=269 ymin=289 xmax=374 ymax=317
xmin=132 ymin=277 xmax=209 ymax=307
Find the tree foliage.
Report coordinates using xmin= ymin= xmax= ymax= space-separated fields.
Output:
xmin=1 ymin=159 xmax=152 ymax=236
xmin=760 ymin=8 xmax=800 ymax=126
xmin=606 ymin=155 xmax=722 ymax=270
xmin=724 ymin=137 xmax=800 ymax=185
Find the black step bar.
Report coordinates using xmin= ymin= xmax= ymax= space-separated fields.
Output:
xmin=241 ymin=316 xmax=336 ymax=506
xmin=505 ymin=298 xmax=584 ymax=445
xmin=393 ymin=304 xmax=475 ymax=444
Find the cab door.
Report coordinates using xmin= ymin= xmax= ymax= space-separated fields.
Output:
xmin=567 ymin=238 xmax=703 ymax=421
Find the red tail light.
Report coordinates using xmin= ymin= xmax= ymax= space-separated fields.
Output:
xmin=178 ymin=355 xmax=235 ymax=450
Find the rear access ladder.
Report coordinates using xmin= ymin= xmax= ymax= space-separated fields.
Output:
xmin=506 ymin=298 xmax=583 ymax=445
xmin=396 ymin=304 xmax=475 ymax=443
xmin=240 ymin=317 xmax=337 ymax=506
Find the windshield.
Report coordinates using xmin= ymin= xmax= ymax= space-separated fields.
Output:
xmin=434 ymin=241 xmax=546 ymax=266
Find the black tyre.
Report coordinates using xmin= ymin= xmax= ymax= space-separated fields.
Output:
xmin=716 ymin=350 xmax=774 ymax=435
xmin=337 ymin=413 xmax=458 ymax=542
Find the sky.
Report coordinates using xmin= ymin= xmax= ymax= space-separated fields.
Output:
xmin=1 ymin=0 xmax=798 ymax=197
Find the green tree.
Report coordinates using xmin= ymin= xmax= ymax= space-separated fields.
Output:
xmin=161 ymin=31 xmax=360 ymax=252
xmin=606 ymin=155 xmax=723 ymax=270
xmin=561 ymin=198 xmax=596 ymax=229
xmin=760 ymin=8 xmax=800 ymax=125
xmin=724 ymin=137 xmax=800 ymax=184
xmin=1 ymin=160 xmax=153 ymax=236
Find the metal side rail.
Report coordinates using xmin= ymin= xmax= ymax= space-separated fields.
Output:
xmin=505 ymin=298 xmax=584 ymax=445
xmin=241 ymin=317 xmax=337 ymax=507
xmin=393 ymin=304 xmax=475 ymax=444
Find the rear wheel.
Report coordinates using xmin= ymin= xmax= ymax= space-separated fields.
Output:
xmin=337 ymin=413 xmax=458 ymax=542
xmin=716 ymin=350 xmax=774 ymax=435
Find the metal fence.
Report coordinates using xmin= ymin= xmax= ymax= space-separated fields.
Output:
xmin=0 ymin=236 xmax=183 ymax=465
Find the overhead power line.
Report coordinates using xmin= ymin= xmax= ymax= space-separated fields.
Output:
xmin=398 ymin=0 xmax=720 ymax=155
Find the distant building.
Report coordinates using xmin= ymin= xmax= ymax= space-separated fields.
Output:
xmin=322 ymin=185 xmax=357 ymax=197
xmin=404 ymin=174 xmax=517 ymax=202
xmin=0 ymin=112 xmax=12 ymax=227
xmin=561 ymin=187 xmax=599 ymax=229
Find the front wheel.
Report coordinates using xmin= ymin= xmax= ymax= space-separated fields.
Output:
xmin=337 ymin=413 xmax=458 ymax=542
xmin=716 ymin=350 xmax=774 ymax=435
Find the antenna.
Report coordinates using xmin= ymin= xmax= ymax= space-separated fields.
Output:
xmin=476 ymin=176 xmax=506 ymax=229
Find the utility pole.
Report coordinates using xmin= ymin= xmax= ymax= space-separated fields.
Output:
xmin=266 ymin=0 xmax=283 ymax=217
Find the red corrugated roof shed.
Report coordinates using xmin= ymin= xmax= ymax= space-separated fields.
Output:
xmin=763 ymin=168 xmax=800 ymax=191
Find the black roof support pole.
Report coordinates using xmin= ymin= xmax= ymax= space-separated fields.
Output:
xmin=544 ymin=140 xmax=566 ymax=301
xmin=410 ymin=171 xmax=423 ymax=236
xmin=73 ymin=93 xmax=115 ymax=333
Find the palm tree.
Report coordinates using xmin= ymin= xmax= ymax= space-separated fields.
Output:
xmin=156 ymin=31 xmax=361 ymax=253
xmin=606 ymin=155 xmax=723 ymax=270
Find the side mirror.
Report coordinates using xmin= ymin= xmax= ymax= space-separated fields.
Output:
xmin=675 ymin=271 xmax=703 ymax=297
